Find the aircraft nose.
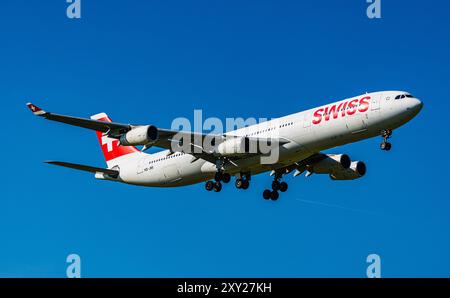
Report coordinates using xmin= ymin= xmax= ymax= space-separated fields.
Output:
xmin=407 ymin=97 xmax=423 ymax=114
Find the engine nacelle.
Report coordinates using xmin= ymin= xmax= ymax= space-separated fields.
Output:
xmin=217 ymin=137 xmax=250 ymax=156
xmin=119 ymin=125 xmax=159 ymax=146
xmin=310 ymin=154 xmax=351 ymax=174
xmin=330 ymin=161 xmax=366 ymax=180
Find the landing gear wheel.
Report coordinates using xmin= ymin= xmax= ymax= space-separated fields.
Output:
xmin=241 ymin=180 xmax=250 ymax=190
xmin=272 ymin=180 xmax=280 ymax=191
xmin=263 ymin=189 xmax=272 ymax=200
xmin=214 ymin=172 xmax=223 ymax=182
xmin=270 ymin=191 xmax=279 ymax=201
xmin=213 ymin=181 xmax=222 ymax=192
xmin=380 ymin=142 xmax=392 ymax=151
xmin=221 ymin=173 xmax=231 ymax=183
xmin=205 ymin=181 xmax=214 ymax=191
xmin=279 ymin=182 xmax=288 ymax=192
xmin=235 ymin=179 xmax=243 ymax=189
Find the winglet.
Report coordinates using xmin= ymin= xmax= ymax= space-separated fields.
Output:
xmin=26 ymin=102 xmax=46 ymax=116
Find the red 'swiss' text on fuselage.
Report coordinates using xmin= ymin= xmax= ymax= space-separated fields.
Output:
xmin=312 ymin=96 xmax=370 ymax=125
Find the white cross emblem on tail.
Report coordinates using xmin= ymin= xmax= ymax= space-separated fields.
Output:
xmin=101 ymin=135 xmax=116 ymax=152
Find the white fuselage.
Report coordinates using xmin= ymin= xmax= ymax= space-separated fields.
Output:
xmin=101 ymin=91 xmax=422 ymax=187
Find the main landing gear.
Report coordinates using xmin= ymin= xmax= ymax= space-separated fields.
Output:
xmin=205 ymin=171 xmax=231 ymax=193
xmin=205 ymin=180 xmax=222 ymax=192
xmin=380 ymin=129 xmax=393 ymax=151
xmin=205 ymin=172 xmax=252 ymax=193
xmin=235 ymin=173 xmax=250 ymax=190
xmin=214 ymin=171 xmax=231 ymax=183
xmin=263 ymin=176 xmax=288 ymax=201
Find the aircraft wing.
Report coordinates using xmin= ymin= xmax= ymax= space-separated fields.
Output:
xmin=27 ymin=103 xmax=290 ymax=165
xmin=151 ymin=132 xmax=290 ymax=163
xmin=271 ymin=152 xmax=359 ymax=179
xmin=26 ymin=103 xmax=211 ymax=141
xmin=271 ymin=153 xmax=325 ymax=176
xmin=26 ymin=103 xmax=131 ymax=135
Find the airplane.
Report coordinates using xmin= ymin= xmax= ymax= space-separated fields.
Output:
xmin=26 ymin=90 xmax=423 ymax=201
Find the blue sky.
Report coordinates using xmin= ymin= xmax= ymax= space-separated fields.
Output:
xmin=1 ymin=0 xmax=450 ymax=277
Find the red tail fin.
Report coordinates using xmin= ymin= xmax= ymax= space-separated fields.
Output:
xmin=90 ymin=113 xmax=139 ymax=165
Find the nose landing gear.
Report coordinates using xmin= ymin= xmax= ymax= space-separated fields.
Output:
xmin=380 ymin=129 xmax=392 ymax=151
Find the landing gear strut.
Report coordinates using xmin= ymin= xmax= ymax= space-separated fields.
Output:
xmin=380 ymin=129 xmax=392 ymax=151
xmin=214 ymin=159 xmax=231 ymax=183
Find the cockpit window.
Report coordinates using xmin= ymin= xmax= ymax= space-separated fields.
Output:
xmin=395 ymin=93 xmax=414 ymax=99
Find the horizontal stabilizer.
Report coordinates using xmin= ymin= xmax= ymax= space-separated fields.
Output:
xmin=45 ymin=161 xmax=119 ymax=177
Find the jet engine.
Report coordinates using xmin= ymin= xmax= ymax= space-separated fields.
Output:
xmin=217 ymin=137 xmax=250 ymax=156
xmin=309 ymin=154 xmax=351 ymax=174
xmin=330 ymin=161 xmax=366 ymax=180
xmin=119 ymin=125 xmax=159 ymax=146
